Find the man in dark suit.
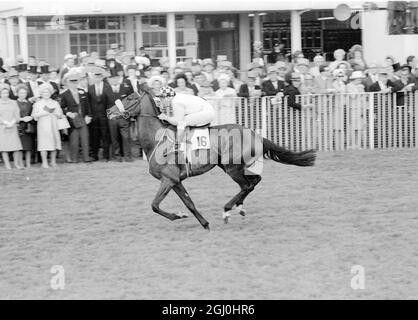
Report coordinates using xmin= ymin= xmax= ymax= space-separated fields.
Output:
xmin=262 ymin=65 xmax=286 ymax=96
xmin=60 ymin=71 xmax=92 ymax=163
xmin=283 ymin=73 xmax=302 ymax=111
xmin=7 ymin=68 xmax=22 ymax=100
xmin=238 ymin=71 xmax=262 ymax=98
xmin=369 ymin=68 xmax=403 ymax=93
xmin=103 ymin=74 xmax=132 ymax=161
xmin=88 ymin=67 xmax=111 ymax=161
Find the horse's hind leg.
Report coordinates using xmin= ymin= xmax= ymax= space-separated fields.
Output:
xmin=222 ymin=165 xmax=261 ymax=223
xmin=234 ymin=174 xmax=262 ymax=216
xmin=151 ymin=178 xmax=186 ymax=221
xmin=173 ymin=183 xmax=210 ymax=230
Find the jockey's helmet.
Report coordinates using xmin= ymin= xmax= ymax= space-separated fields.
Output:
xmin=159 ymin=86 xmax=176 ymax=98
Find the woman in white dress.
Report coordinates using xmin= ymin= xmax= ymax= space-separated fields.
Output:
xmin=0 ymin=84 xmax=23 ymax=169
xmin=214 ymin=74 xmax=237 ymax=125
xmin=31 ymin=83 xmax=64 ymax=168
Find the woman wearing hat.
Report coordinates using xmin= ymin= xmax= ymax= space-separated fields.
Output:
xmin=214 ymin=73 xmax=237 ymax=125
xmin=38 ymin=64 xmax=60 ymax=100
xmin=16 ymin=84 xmax=35 ymax=168
xmin=202 ymin=59 xmax=216 ymax=82
xmin=347 ymin=71 xmax=367 ymax=148
xmin=332 ymin=69 xmax=348 ymax=93
xmin=0 ymin=83 xmax=23 ymax=169
xmin=31 ymin=83 xmax=64 ymax=168
xmin=328 ymin=49 xmax=347 ymax=72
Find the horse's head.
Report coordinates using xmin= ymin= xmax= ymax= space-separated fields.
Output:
xmin=107 ymin=91 xmax=161 ymax=120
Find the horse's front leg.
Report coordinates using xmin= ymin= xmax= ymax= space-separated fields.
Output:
xmin=151 ymin=177 xmax=187 ymax=221
xmin=173 ymin=182 xmax=210 ymax=230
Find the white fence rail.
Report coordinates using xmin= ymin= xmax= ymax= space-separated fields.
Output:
xmin=206 ymin=91 xmax=418 ymax=151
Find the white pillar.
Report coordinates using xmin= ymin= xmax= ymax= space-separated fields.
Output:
xmin=167 ymin=13 xmax=176 ymax=69
xmin=253 ymin=13 xmax=261 ymax=43
xmin=134 ymin=15 xmax=143 ymax=51
xmin=239 ymin=13 xmax=251 ymax=77
xmin=18 ymin=15 xmax=28 ymax=61
xmin=125 ymin=15 xmax=135 ymax=52
xmin=6 ymin=17 xmax=15 ymax=60
xmin=290 ymin=10 xmax=302 ymax=53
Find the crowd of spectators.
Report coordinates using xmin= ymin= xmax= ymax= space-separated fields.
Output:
xmin=0 ymin=43 xmax=417 ymax=169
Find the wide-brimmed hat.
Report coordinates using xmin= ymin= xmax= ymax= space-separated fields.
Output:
xmin=126 ymin=64 xmax=138 ymax=72
xmin=275 ymin=61 xmax=288 ymax=70
xmin=337 ymin=61 xmax=351 ymax=69
xmin=267 ymin=66 xmax=278 ymax=74
xmin=378 ymin=68 xmax=391 ymax=75
xmin=38 ymin=83 xmax=54 ymax=95
xmin=7 ymin=68 xmax=19 ymax=77
xmin=290 ymin=72 xmax=302 ymax=80
xmin=247 ymin=61 xmax=262 ymax=71
xmin=63 ymin=69 xmax=82 ymax=83
xmin=247 ymin=70 xmax=258 ymax=79
xmin=296 ymin=58 xmax=310 ymax=67
xmin=202 ymin=58 xmax=215 ymax=67
xmin=64 ymin=54 xmax=76 ymax=61
xmin=218 ymin=61 xmax=233 ymax=70
xmin=349 ymin=71 xmax=365 ymax=80
xmin=90 ymin=66 xmax=110 ymax=78
xmin=147 ymin=75 xmax=165 ymax=87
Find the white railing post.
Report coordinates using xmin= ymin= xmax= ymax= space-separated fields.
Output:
xmin=368 ymin=93 xmax=375 ymax=150
xmin=261 ymin=97 xmax=267 ymax=138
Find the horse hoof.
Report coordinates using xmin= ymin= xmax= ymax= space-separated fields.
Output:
xmin=222 ymin=211 xmax=231 ymax=224
xmin=235 ymin=205 xmax=246 ymax=216
xmin=176 ymin=211 xmax=189 ymax=218
xmin=203 ymin=223 xmax=210 ymax=231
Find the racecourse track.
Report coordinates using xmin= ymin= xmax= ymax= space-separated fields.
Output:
xmin=0 ymin=148 xmax=417 ymax=299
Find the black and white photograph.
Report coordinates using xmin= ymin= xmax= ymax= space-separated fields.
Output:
xmin=0 ymin=0 xmax=417 ymax=304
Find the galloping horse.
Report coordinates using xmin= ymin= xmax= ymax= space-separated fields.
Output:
xmin=107 ymin=91 xmax=316 ymax=230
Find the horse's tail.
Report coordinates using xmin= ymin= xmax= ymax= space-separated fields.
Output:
xmin=262 ymin=138 xmax=316 ymax=167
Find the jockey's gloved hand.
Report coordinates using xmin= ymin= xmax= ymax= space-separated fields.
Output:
xmin=158 ymin=114 xmax=168 ymax=121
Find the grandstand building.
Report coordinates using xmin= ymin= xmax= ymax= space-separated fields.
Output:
xmin=0 ymin=0 xmax=417 ymax=70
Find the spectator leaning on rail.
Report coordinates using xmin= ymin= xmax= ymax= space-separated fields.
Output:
xmin=328 ymin=49 xmax=347 ymax=72
xmin=238 ymin=71 xmax=262 ymax=98
xmin=309 ymin=54 xmax=326 ymax=77
xmin=283 ymin=73 xmax=303 ymax=111
xmin=267 ymin=42 xmax=287 ymax=64
xmin=332 ymin=69 xmax=348 ymax=93
xmin=346 ymin=71 xmax=366 ymax=93
xmin=262 ymin=65 xmax=285 ymax=96
xmin=363 ymin=63 xmax=380 ymax=92
xmin=314 ymin=65 xmax=335 ymax=94
xmin=369 ymin=68 xmax=403 ymax=93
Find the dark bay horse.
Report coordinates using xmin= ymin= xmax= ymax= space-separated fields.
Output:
xmin=107 ymin=91 xmax=316 ymax=230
